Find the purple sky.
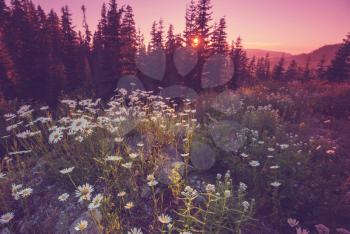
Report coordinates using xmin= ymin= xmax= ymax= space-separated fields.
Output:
xmin=26 ymin=0 xmax=350 ymax=54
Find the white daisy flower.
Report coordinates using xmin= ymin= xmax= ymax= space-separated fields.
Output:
xmin=19 ymin=188 xmax=33 ymax=198
xmin=117 ymin=191 xmax=126 ymax=197
xmin=16 ymin=130 xmax=32 ymax=139
xmin=129 ymin=153 xmax=138 ymax=159
xmin=124 ymin=202 xmax=134 ymax=209
xmin=114 ymin=137 xmax=124 ymax=143
xmin=147 ymin=180 xmax=158 ymax=187
xmin=280 ymin=144 xmax=289 ymax=149
xmin=287 ymin=218 xmax=299 ymax=228
xmin=147 ymin=174 xmax=155 ymax=181
xmin=147 ymin=174 xmax=158 ymax=187
xmin=69 ymin=117 xmax=89 ymax=134
xmin=270 ymin=181 xmax=282 ymax=187
xmin=75 ymin=183 xmax=94 ymax=202
xmin=122 ymin=162 xmax=133 ymax=169
xmin=40 ymin=106 xmax=49 ymax=110
xmin=17 ymin=105 xmax=31 ymax=114
xmin=88 ymin=193 xmax=104 ymax=210
xmin=0 ymin=212 xmax=14 ymax=224
xmin=75 ymin=136 xmax=85 ymax=142
xmin=60 ymin=167 xmax=75 ymax=174
xmin=74 ymin=220 xmax=88 ymax=231
xmin=11 ymin=184 xmax=23 ymax=200
xmin=0 ymin=172 xmax=6 ymax=179
xmin=249 ymin=160 xmax=260 ymax=167
xmin=158 ymin=214 xmax=172 ymax=224
xmin=49 ymin=129 xmax=63 ymax=144
xmin=105 ymin=156 xmax=122 ymax=162
xmin=128 ymin=227 xmax=143 ymax=234
xmin=8 ymin=150 xmax=32 ymax=156
xmin=58 ymin=193 xmax=70 ymax=202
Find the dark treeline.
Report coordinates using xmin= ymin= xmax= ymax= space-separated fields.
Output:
xmin=0 ymin=0 xmax=349 ymax=105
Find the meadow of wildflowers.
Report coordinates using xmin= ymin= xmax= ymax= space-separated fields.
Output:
xmin=0 ymin=82 xmax=350 ymax=233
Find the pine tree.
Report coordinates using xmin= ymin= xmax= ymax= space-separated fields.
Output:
xmin=33 ymin=5 xmax=52 ymax=101
xmin=264 ymin=53 xmax=270 ymax=79
xmin=184 ymin=0 xmax=197 ymax=46
xmin=101 ymin=0 xmax=123 ymax=96
xmin=61 ymin=5 xmax=79 ymax=89
xmin=327 ymin=33 xmax=350 ymax=82
xmin=230 ymin=37 xmax=247 ymax=89
xmin=165 ymin=24 xmax=176 ymax=54
xmin=5 ymin=0 xmax=41 ymax=99
xmin=211 ymin=17 xmax=227 ymax=54
xmin=92 ymin=3 xmax=107 ymax=94
xmin=256 ymin=57 xmax=265 ymax=81
xmin=272 ymin=57 xmax=285 ymax=80
xmin=185 ymin=0 xmax=213 ymax=91
xmin=196 ymin=0 xmax=213 ymax=54
xmin=149 ymin=20 xmax=164 ymax=51
xmin=45 ymin=9 xmax=66 ymax=104
xmin=77 ymin=6 xmax=93 ymax=95
xmin=246 ymin=56 xmax=256 ymax=86
xmin=0 ymin=0 xmax=8 ymax=25
xmin=157 ymin=19 xmax=164 ymax=49
xmin=61 ymin=6 xmax=77 ymax=47
xmin=285 ymin=60 xmax=298 ymax=81
xmin=120 ymin=5 xmax=137 ymax=75
xmin=81 ymin=5 xmax=92 ymax=48
xmin=149 ymin=21 xmax=158 ymax=51
xmin=302 ymin=57 xmax=312 ymax=82
xmin=316 ymin=56 xmax=326 ymax=80
xmin=136 ymin=28 xmax=146 ymax=55
xmin=0 ymin=30 xmax=17 ymax=99
xmin=164 ymin=24 xmax=183 ymax=87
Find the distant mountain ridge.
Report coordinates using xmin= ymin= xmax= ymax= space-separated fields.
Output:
xmin=246 ymin=49 xmax=292 ymax=59
xmin=246 ymin=44 xmax=341 ymax=68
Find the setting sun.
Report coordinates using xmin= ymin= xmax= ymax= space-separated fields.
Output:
xmin=192 ymin=37 xmax=200 ymax=47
